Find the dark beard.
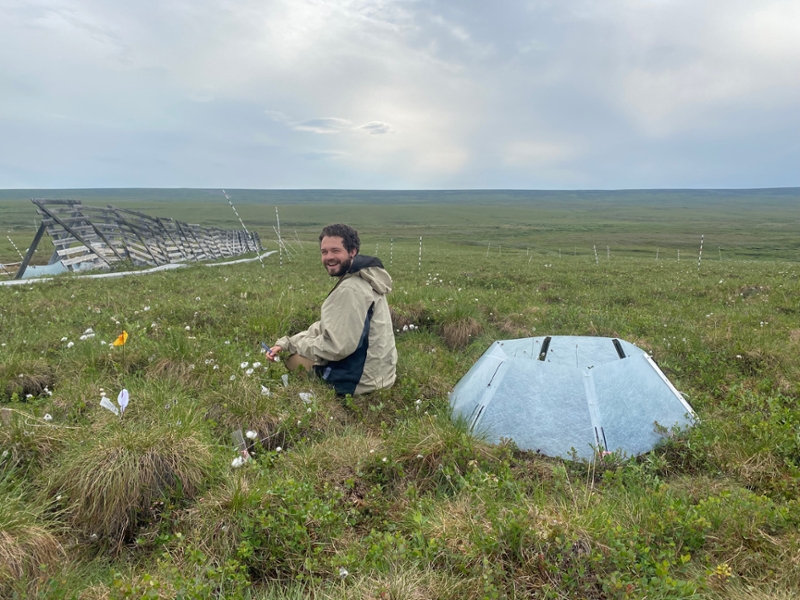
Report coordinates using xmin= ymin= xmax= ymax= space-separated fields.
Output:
xmin=328 ymin=257 xmax=353 ymax=277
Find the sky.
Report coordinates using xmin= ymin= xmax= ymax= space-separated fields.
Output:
xmin=0 ymin=0 xmax=798 ymax=190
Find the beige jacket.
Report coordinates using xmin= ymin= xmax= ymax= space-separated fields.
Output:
xmin=276 ymin=255 xmax=397 ymax=395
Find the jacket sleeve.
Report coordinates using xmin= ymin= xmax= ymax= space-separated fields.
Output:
xmin=275 ymin=320 xmax=322 ymax=356
xmin=284 ymin=284 xmax=371 ymax=363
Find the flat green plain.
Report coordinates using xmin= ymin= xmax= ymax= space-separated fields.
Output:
xmin=1 ymin=189 xmax=799 ymax=265
xmin=2 ymin=189 xmax=800 ymax=598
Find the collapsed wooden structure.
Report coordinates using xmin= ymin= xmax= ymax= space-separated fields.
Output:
xmin=12 ymin=199 xmax=262 ymax=279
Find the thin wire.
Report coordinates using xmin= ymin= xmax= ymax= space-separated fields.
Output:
xmin=222 ymin=190 xmax=265 ymax=268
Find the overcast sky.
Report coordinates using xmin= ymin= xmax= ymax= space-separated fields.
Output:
xmin=1 ymin=0 xmax=798 ymax=189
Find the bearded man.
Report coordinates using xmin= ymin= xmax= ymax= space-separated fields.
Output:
xmin=267 ymin=224 xmax=397 ymax=396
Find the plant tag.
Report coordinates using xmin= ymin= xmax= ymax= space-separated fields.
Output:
xmin=231 ymin=429 xmax=247 ymax=452
xmin=100 ymin=396 xmax=120 ymax=416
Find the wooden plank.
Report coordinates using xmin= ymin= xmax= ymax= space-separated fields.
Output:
xmin=12 ymin=222 xmax=48 ymax=279
xmin=32 ymin=201 xmax=112 ymax=268
xmin=56 ymin=245 xmax=90 ymax=256
xmin=61 ymin=254 xmax=105 ymax=267
xmin=31 ymin=198 xmax=80 ymax=206
xmin=57 ymin=245 xmax=114 ymax=258
xmin=108 ymin=206 xmax=162 ymax=265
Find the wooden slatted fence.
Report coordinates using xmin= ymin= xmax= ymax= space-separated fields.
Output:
xmin=11 ymin=199 xmax=262 ymax=279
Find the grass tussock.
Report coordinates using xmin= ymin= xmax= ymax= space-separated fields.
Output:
xmin=440 ymin=317 xmax=482 ymax=350
xmin=0 ymin=407 xmax=71 ymax=471
xmin=0 ymin=483 xmax=64 ymax=593
xmin=46 ymin=423 xmax=212 ymax=546
xmin=1 ymin=359 xmax=56 ymax=401
xmin=145 ymin=357 xmax=198 ymax=385
xmin=714 ymin=585 xmax=800 ymax=600
xmin=183 ymin=474 xmax=259 ymax=561
xmin=323 ymin=567 xmax=479 ymax=600
xmin=282 ymin=429 xmax=381 ymax=485
xmin=389 ymin=303 xmax=428 ymax=331
xmin=434 ymin=303 xmax=484 ymax=350
xmin=374 ymin=414 xmax=497 ymax=494
xmin=207 ymin=385 xmax=284 ymax=448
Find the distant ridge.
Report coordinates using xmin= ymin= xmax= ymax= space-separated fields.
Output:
xmin=1 ymin=187 xmax=799 ymax=206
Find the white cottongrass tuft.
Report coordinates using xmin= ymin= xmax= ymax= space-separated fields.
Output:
xmin=66 ymin=341 xmax=74 ymax=348
xmin=229 ymin=374 xmax=236 ymax=381
xmin=252 ymin=362 xmax=262 ymax=369
xmin=245 ymin=430 xmax=258 ymax=440
xmin=43 ymin=413 xmax=53 ymax=422
xmin=245 ymin=368 xmax=254 ymax=376
xmin=338 ymin=567 xmax=349 ymax=579
xmin=261 ymin=385 xmax=271 ymax=396
xmin=240 ymin=362 xmax=249 ymax=369
xmin=231 ymin=456 xmax=245 ymax=469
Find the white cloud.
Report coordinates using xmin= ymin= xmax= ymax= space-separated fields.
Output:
xmin=0 ymin=0 xmax=797 ymax=188
xmin=599 ymin=0 xmax=800 ymax=136
xmin=358 ymin=121 xmax=394 ymax=135
xmin=282 ymin=116 xmax=395 ymax=135
xmin=293 ymin=118 xmax=354 ymax=134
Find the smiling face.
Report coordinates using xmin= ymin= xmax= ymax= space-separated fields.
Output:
xmin=320 ymin=236 xmax=357 ymax=277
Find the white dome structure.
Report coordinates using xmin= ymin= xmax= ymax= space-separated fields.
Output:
xmin=450 ymin=336 xmax=695 ymax=461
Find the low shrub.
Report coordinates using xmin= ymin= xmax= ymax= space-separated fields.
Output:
xmin=190 ymin=472 xmax=348 ymax=582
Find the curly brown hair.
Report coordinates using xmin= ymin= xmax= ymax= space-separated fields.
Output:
xmin=319 ymin=224 xmax=360 ymax=254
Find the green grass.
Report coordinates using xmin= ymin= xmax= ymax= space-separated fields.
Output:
xmin=1 ymin=217 xmax=799 ymax=598
xmin=2 ymin=188 xmax=800 ymax=267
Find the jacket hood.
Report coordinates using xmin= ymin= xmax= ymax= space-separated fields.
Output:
xmin=347 ymin=254 xmax=392 ymax=294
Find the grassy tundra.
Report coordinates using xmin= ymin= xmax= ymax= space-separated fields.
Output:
xmin=1 ymin=193 xmax=799 ymax=599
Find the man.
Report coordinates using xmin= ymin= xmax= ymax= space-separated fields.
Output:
xmin=267 ymin=224 xmax=397 ymax=396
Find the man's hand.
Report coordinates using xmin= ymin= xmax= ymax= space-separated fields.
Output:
xmin=266 ymin=345 xmax=282 ymax=361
